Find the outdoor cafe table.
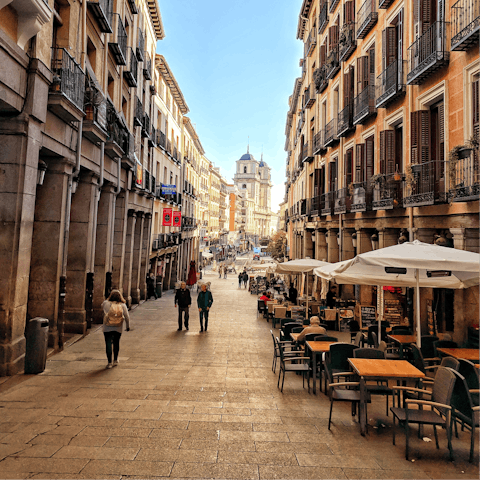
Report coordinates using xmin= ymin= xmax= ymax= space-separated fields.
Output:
xmin=387 ymin=334 xmax=417 ymax=358
xmin=306 ymin=341 xmax=336 ymax=394
xmin=348 ymin=358 xmax=425 ymax=436
xmin=437 ymin=348 xmax=479 ymax=363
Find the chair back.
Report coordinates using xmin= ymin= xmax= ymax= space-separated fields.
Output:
xmin=368 ymin=324 xmax=387 ymax=343
xmin=391 ymin=325 xmax=412 ymax=334
xmin=449 ymin=369 xmax=475 ymax=424
xmin=458 ymin=359 xmax=480 ymax=391
xmin=431 ymin=366 xmax=457 ymax=416
xmin=353 ymin=348 xmax=385 ymax=359
xmin=291 ymin=326 xmax=304 ymax=334
xmin=304 ymin=333 xmax=321 ymax=342
xmin=311 ymin=305 xmax=320 ymax=315
xmin=407 ymin=344 xmax=426 ymax=374
xmin=314 ymin=335 xmax=339 ymax=342
xmin=420 ymin=335 xmax=439 ymax=359
xmin=258 ymin=300 xmax=266 ymax=313
xmin=270 ymin=330 xmax=278 ymax=351
xmin=440 ymin=356 xmax=461 ymax=371
xmin=354 ymin=332 xmax=365 ymax=347
xmin=282 ymin=322 xmax=302 ymax=338
xmin=326 ymin=343 xmax=358 ymax=372
xmin=267 ymin=302 xmax=276 ymax=314
xmin=434 ymin=340 xmax=458 ymax=357
xmin=274 ymin=306 xmax=287 ymax=319
xmin=370 ymin=331 xmax=378 ymax=348
xmin=324 ymin=309 xmax=337 ymax=321
xmin=348 ymin=319 xmax=360 ymax=332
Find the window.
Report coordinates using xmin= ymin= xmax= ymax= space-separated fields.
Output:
xmin=86 ymin=37 xmax=96 ymax=73
xmin=242 ymin=184 xmax=247 ymax=189
xmin=107 ymin=73 xmax=114 ymax=101
xmin=328 ymin=160 xmax=337 ymax=191
xmin=244 ymin=166 xmax=247 ymax=173
xmin=344 ymin=148 xmax=354 ymax=186
xmin=355 ymin=136 xmax=374 ymax=182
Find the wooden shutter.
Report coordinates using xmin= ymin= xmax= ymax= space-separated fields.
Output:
xmin=357 ymin=56 xmax=369 ymax=93
xmin=344 ymin=1 xmax=355 ymax=23
xmin=382 ymin=27 xmax=397 ymax=70
xmin=320 ymin=44 xmax=326 ymax=65
xmin=411 ymin=110 xmax=430 ymax=165
xmin=329 ymin=160 xmax=337 ymax=191
xmin=348 ymin=65 xmax=355 ymax=106
xmin=331 ymin=25 xmax=339 ymax=49
xmin=438 ymin=103 xmax=444 ymax=164
xmin=345 ymin=148 xmax=353 ymax=186
xmin=473 ymin=79 xmax=479 ymax=178
xmin=365 ymin=136 xmax=374 ymax=180
xmin=314 ymin=168 xmax=321 ymax=197
xmin=343 ymin=71 xmax=350 ymax=107
xmin=420 ymin=0 xmax=433 ymax=33
xmin=380 ymin=130 xmax=396 ymax=175
xmin=355 ymin=144 xmax=365 ymax=182
xmin=368 ymin=47 xmax=375 ymax=87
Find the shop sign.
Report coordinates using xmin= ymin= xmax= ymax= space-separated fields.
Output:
xmin=162 ymin=208 xmax=172 ymax=226
xmin=173 ymin=211 xmax=181 ymax=227
xmin=161 ymin=184 xmax=176 ymax=195
xmin=136 ymin=163 xmax=143 ymax=186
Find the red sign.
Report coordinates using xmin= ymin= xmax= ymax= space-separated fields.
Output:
xmin=173 ymin=211 xmax=181 ymax=227
xmin=162 ymin=208 xmax=172 ymax=226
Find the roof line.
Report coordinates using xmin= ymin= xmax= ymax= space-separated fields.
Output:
xmin=183 ymin=117 xmax=205 ymax=155
xmin=296 ymin=0 xmax=314 ymax=40
xmin=147 ymin=0 xmax=165 ymax=40
xmin=155 ymin=54 xmax=189 ymax=114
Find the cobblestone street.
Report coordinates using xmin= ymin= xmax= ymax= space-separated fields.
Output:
xmin=0 ymin=269 xmax=478 ymax=479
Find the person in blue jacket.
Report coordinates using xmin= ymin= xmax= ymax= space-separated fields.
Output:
xmin=197 ymin=283 xmax=213 ymax=333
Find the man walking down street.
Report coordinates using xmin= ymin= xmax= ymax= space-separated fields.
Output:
xmin=175 ymin=282 xmax=191 ymax=331
xmin=197 ymin=284 xmax=213 ymax=333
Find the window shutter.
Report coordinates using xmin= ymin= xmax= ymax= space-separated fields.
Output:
xmin=331 ymin=25 xmax=339 ymax=49
xmin=355 ymin=144 xmax=365 ymax=182
xmin=365 ymin=136 xmax=374 ymax=180
xmin=356 ymin=56 xmax=363 ymax=94
xmin=438 ymin=103 xmax=444 ymax=164
xmin=362 ymin=55 xmax=369 ymax=90
xmin=397 ymin=9 xmax=403 ymax=62
xmin=411 ymin=110 xmax=430 ymax=165
xmin=345 ymin=1 xmax=355 ymax=23
xmin=420 ymin=0 xmax=432 ymax=33
xmin=382 ymin=27 xmax=397 ymax=69
xmin=343 ymin=71 xmax=350 ymax=106
xmin=345 ymin=148 xmax=353 ymax=186
xmin=348 ymin=65 xmax=355 ymax=105
xmin=329 ymin=160 xmax=337 ymax=191
xmin=314 ymin=168 xmax=321 ymax=197
xmin=380 ymin=130 xmax=386 ymax=174
xmin=320 ymin=44 xmax=326 ymax=65
xmin=473 ymin=79 xmax=479 ymax=178
xmin=368 ymin=47 xmax=375 ymax=87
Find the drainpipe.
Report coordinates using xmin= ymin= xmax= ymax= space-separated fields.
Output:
xmin=408 ymin=208 xmax=414 ymax=242
xmin=110 ymin=157 xmax=122 ymax=273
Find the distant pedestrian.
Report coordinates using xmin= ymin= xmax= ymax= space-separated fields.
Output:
xmin=238 ymin=272 xmax=243 ymax=288
xmin=146 ymin=273 xmax=157 ymax=300
xmin=198 ymin=284 xmax=213 ymax=332
xmin=218 ymin=265 xmax=223 ymax=279
xmin=224 ymin=265 xmax=227 ymax=279
xmin=175 ymin=282 xmax=191 ymax=331
xmin=101 ymin=290 xmax=130 ymax=369
xmin=242 ymin=271 xmax=249 ymax=289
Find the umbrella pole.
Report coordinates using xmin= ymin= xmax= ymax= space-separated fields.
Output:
xmin=415 ymin=269 xmax=421 ymax=348
xmin=377 ymin=285 xmax=383 ymax=344
xmin=306 ymin=273 xmax=309 ymax=319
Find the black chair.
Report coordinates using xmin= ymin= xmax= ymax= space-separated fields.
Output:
xmin=280 ymin=322 xmax=302 ymax=342
xmin=276 ymin=336 xmax=311 ymax=393
xmin=367 ymin=325 xmax=386 ymax=347
xmin=313 ymin=335 xmax=339 ymax=342
xmin=270 ymin=330 xmax=297 ymax=373
xmin=257 ymin=300 xmax=266 ymax=318
xmin=391 ymin=326 xmax=413 ymax=335
xmin=434 ymin=340 xmax=458 ymax=359
xmin=420 ymin=335 xmax=439 ymax=364
xmin=348 ymin=319 xmax=360 ymax=343
xmin=378 ymin=340 xmax=401 ymax=360
xmin=458 ymin=359 xmax=479 ymax=407
xmin=323 ymin=343 xmax=358 ymax=393
xmin=353 ymin=332 xmax=365 ymax=347
xmin=391 ymin=366 xmax=457 ymax=460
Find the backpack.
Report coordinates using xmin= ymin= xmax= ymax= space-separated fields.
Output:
xmin=104 ymin=302 xmax=124 ymax=327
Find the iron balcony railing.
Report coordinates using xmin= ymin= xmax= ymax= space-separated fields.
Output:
xmin=326 ymin=47 xmax=340 ymax=80
xmin=84 ymin=84 xmax=107 ymax=130
xmin=324 ymin=118 xmax=338 ymax=146
xmin=143 ymin=52 xmax=152 ymax=80
xmin=451 ymin=0 xmax=480 ymax=50
xmin=144 ymin=169 xmax=151 ymax=192
xmin=319 ymin=1 xmax=329 ymax=33
xmin=166 ymin=139 xmax=172 ymax=157
xmin=51 ymin=48 xmax=85 ymax=112
xmin=310 ymin=196 xmax=321 ymax=216
xmin=300 ymin=199 xmax=307 ymax=216
xmin=329 ymin=0 xmax=340 ymax=13
xmin=149 ymin=126 xmax=156 ymax=146
xmin=151 ymin=175 xmax=156 ymax=194
xmin=449 ymin=152 xmax=480 ymax=202
xmin=407 ymin=21 xmax=450 ymax=85
xmin=134 ymin=96 xmax=143 ymax=126
xmin=320 ymin=192 xmax=334 ymax=215
xmin=156 ymin=129 xmax=166 ymax=149
xmin=379 ymin=0 xmax=395 ymax=8
xmin=372 ymin=174 xmax=403 ymax=210
xmin=127 ymin=0 xmax=138 ymax=14
xmin=356 ymin=0 xmax=378 ymax=39
xmin=313 ymin=129 xmax=325 ymax=154
xmin=142 ymin=112 xmax=150 ymax=138
xmin=303 ymin=83 xmax=316 ymax=108
xmin=108 ymin=14 xmax=127 ymax=65
xmin=182 ymin=216 xmax=197 ymax=231
xmin=173 ymin=145 xmax=179 ymax=162
xmin=334 ymin=188 xmax=350 ymax=214
xmin=124 ymin=47 xmax=138 ymax=88
xmin=87 ymin=0 xmax=113 ymax=33
xmin=353 ymin=85 xmax=376 ymax=124
xmin=106 ymin=100 xmax=127 ymax=152
xmin=313 ymin=65 xmax=328 ymax=93
xmin=305 ymin=28 xmax=317 ymax=57
xmin=337 ymin=104 xmax=354 ymax=137
xmin=375 ymin=59 xmax=406 ymax=108
xmin=350 ymin=181 xmax=373 ymax=212
xmin=404 ymin=160 xmax=447 ymax=206
xmin=301 ymin=142 xmax=314 ymax=163
xmin=339 ymin=22 xmax=356 ymax=62
xmin=136 ymin=28 xmax=145 ymax=61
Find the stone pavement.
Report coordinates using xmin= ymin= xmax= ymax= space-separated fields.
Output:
xmin=0 ymin=271 xmax=478 ymax=479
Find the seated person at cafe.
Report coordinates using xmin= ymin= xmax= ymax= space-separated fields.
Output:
xmin=326 ymin=285 xmax=337 ymax=308
xmin=259 ymin=291 xmax=271 ymax=302
xmin=296 ymin=316 xmax=327 ymax=343
xmin=282 ymin=292 xmax=289 ymax=302
xmin=288 ymin=285 xmax=298 ymax=304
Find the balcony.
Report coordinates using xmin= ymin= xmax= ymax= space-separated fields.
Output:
xmin=339 ymin=23 xmax=356 ymax=62
xmin=142 ymin=112 xmax=150 ymax=139
xmin=356 ymin=0 xmax=378 ymax=39
xmin=305 ymin=28 xmax=317 ymax=57
xmin=134 ymin=96 xmax=143 ymax=127
xmin=124 ymin=47 xmax=138 ymax=88
xmin=329 ymin=0 xmax=340 ymax=13
xmin=300 ymin=199 xmax=307 ymax=216
xmin=83 ymin=85 xmax=108 ymax=144
xmin=301 ymin=142 xmax=314 ymax=163
xmin=376 ymin=59 xmax=406 ymax=108
xmin=313 ymin=129 xmax=325 ymax=154
xmin=319 ymin=1 xmax=329 ymax=33
xmin=105 ymin=100 xmax=127 ymax=159
xmin=449 ymin=152 xmax=480 ymax=202
xmin=350 ymin=181 xmax=372 ymax=212
xmin=313 ymin=65 xmax=328 ymax=93
xmin=320 ymin=192 xmax=334 ymax=215
xmin=49 ymin=48 xmax=85 ymax=123
xmin=143 ymin=52 xmax=152 ymax=80
xmin=451 ymin=0 xmax=480 ymax=50
xmin=379 ymin=0 xmax=394 ymax=8
xmin=372 ymin=174 xmax=404 ymax=210
xmin=149 ymin=126 xmax=156 ymax=147
xmin=136 ymin=28 xmax=145 ymax=61
xmin=126 ymin=0 xmax=138 ymax=14
xmin=156 ymin=129 xmax=166 ymax=149
xmin=337 ymin=104 xmax=354 ymax=137
xmin=166 ymin=139 xmax=172 ymax=157
xmin=303 ymin=83 xmax=316 ymax=109
xmin=353 ymin=85 xmax=376 ymax=125
xmin=334 ymin=188 xmax=351 ymax=214
xmin=324 ymin=118 xmax=338 ymax=146
xmin=87 ymin=0 xmax=113 ymax=33
xmin=108 ymin=14 xmax=127 ymax=65
xmin=144 ymin=169 xmax=151 ymax=193
xmin=182 ymin=216 xmax=197 ymax=231
xmin=407 ymin=21 xmax=449 ymax=85
xmin=326 ymin=47 xmax=340 ymax=80
xmin=403 ymin=160 xmax=447 ymax=207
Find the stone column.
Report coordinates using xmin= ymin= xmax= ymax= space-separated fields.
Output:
xmin=356 ymin=229 xmax=374 ymax=306
xmin=130 ymin=212 xmax=144 ymax=304
xmin=326 ymin=229 xmax=339 ymax=263
xmin=304 ymin=231 xmax=314 ymax=258
xmin=27 ymin=159 xmax=71 ymax=349
xmin=122 ymin=210 xmax=137 ymax=307
xmin=64 ymin=172 xmax=98 ymax=335
xmin=111 ymin=191 xmax=128 ymax=292
xmin=139 ymin=213 xmax=151 ymax=300
xmin=93 ymin=185 xmax=116 ymax=323
xmin=378 ymin=228 xmax=399 ymax=249
xmin=341 ymin=229 xmax=355 ymax=299
xmin=450 ymin=228 xmax=466 ymax=250
xmin=316 ymin=230 xmax=327 ymax=261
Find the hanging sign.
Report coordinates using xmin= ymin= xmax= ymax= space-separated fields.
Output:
xmin=136 ymin=163 xmax=143 ymax=186
xmin=173 ymin=211 xmax=181 ymax=227
xmin=162 ymin=184 xmax=176 ymax=195
xmin=162 ymin=208 xmax=172 ymax=226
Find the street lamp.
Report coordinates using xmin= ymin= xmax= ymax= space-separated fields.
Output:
xmin=370 ymin=232 xmax=379 ymax=251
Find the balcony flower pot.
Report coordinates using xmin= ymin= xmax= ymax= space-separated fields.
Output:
xmin=369 ymin=174 xmax=385 ymax=188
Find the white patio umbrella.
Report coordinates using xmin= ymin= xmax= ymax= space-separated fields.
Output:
xmin=275 ymin=259 xmax=330 ymax=314
xmin=313 ymin=240 xmax=480 ymax=347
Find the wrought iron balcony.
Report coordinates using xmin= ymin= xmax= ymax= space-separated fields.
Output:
xmin=329 ymin=0 xmax=340 ymax=13
xmin=326 ymin=47 xmax=340 ymax=80
xmin=142 ymin=112 xmax=150 ymax=138
xmin=313 ymin=129 xmax=325 ymax=154
xmin=156 ymin=129 xmax=166 ymax=149
xmin=124 ymin=47 xmax=138 ymax=88
xmin=451 ymin=0 xmax=480 ymax=50
xmin=301 ymin=142 xmax=314 ymax=163
xmin=300 ymin=199 xmax=307 ymax=216
xmin=353 ymin=85 xmax=376 ymax=124
xmin=108 ymin=14 xmax=127 ymax=66
xmin=313 ymin=65 xmax=328 ymax=93
xmin=83 ymin=84 xmax=107 ymax=143
xmin=319 ymin=1 xmax=329 ymax=33
xmin=337 ymin=104 xmax=354 ymax=137
xmin=372 ymin=174 xmax=403 ymax=210
xmin=303 ymin=83 xmax=316 ymax=109
xmin=87 ymin=0 xmax=113 ymax=33
xmin=149 ymin=126 xmax=156 ymax=147
xmin=324 ymin=118 xmax=338 ymax=146
xmin=379 ymin=0 xmax=394 ymax=7
xmin=356 ymin=0 xmax=378 ymax=39
xmin=334 ymin=188 xmax=351 ymax=214
xmin=376 ymin=59 xmax=406 ymax=108
xmin=166 ymin=139 xmax=172 ymax=157
xmin=339 ymin=23 xmax=356 ymax=62
xmin=403 ymin=160 xmax=447 ymax=206
xmin=305 ymin=28 xmax=317 ymax=57
xmin=136 ymin=28 xmax=144 ymax=61
xmin=449 ymin=152 xmax=480 ymax=202
xmin=127 ymin=0 xmax=138 ymax=14
xmin=143 ymin=52 xmax=152 ymax=80
xmin=350 ymin=181 xmax=372 ymax=212
xmin=105 ymin=99 xmax=129 ymax=158
xmin=320 ymin=192 xmax=334 ymax=215
xmin=310 ymin=196 xmax=321 ymax=216
xmin=134 ymin=96 xmax=143 ymax=127
xmin=49 ymin=47 xmax=85 ymax=122
xmin=407 ymin=21 xmax=449 ymax=85
xmin=144 ymin=169 xmax=151 ymax=192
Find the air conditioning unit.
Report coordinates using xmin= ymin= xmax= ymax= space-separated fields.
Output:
xmin=152 ymin=239 xmax=159 ymax=250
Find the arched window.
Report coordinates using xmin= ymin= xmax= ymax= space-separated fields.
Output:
xmin=243 ymin=166 xmax=247 ymax=173
xmin=242 ymin=184 xmax=247 ymax=189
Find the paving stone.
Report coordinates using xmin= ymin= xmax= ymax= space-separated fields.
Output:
xmin=53 ymin=445 xmax=140 ymax=460
xmin=135 ymin=447 xmax=217 ymax=462
xmin=80 ymin=459 xmax=173 ymax=477
xmin=170 ymin=462 xmax=259 ymax=479
xmin=258 ymin=465 xmax=346 ymax=479
xmin=0 ymin=457 xmax=89 ymax=474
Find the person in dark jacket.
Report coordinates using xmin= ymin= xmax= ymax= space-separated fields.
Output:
xmin=197 ymin=284 xmax=213 ymax=332
xmin=242 ymin=271 xmax=249 ymax=289
xmin=326 ymin=285 xmax=337 ymax=308
xmin=175 ymin=282 xmax=191 ymax=331
xmin=288 ymin=285 xmax=298 ymax=304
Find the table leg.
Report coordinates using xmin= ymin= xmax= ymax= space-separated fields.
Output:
xmin=359 ymin=377 xmax=366 ymax=436
xmin=312 ymin=351 xmax=317 ymax=395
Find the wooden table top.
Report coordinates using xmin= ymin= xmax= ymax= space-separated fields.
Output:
xmin=290 ymin=333 xmax=301 ymax=341
xmin=388 ymin=334 xmax=417 ymax=344
xmin=306 ymin=341 xmax=335 ymax=353
xmin=437 ymin=348 xmax=480 ymax=362
xmin=362 ymin=326 xmax=393 ymax=333
xmin=287 ymin=306 xmax=306 ymax=311
xmin=348 ymin=358 xmax=425 ymax=379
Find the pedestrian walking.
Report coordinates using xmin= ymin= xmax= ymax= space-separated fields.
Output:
xmin=198 ymin=283 xmax=213 ymax=332
xmin=224 ymin=265 xmax=227 ymax=279
xmin=238 ymin=272 xmax=243 ymax=288
xmin=146 ymin=273 xmax=158 ymax=300
xmin=101 ymin=290 xmax=130 ymax=369
xmin=242 ymin=271 xmax=249 ymax=289
xmin=175 ymin=281 xmax=191 ymax=331
xmin=218 ymin=264 xmax=223 ymax=279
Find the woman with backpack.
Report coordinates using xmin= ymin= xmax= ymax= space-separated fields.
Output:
xmin=101 ymin=290 xmax=130 ymax=369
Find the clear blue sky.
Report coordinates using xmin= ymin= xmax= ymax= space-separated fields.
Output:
xmin=156 ymin=0 xmax=303 ymax=212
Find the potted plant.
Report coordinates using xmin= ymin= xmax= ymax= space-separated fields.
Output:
xmin=369 ymin=173 xmax=385 ymax=188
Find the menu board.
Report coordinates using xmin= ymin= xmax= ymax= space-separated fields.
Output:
xmin=360 ymin=305 xmax=377 ymax=328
